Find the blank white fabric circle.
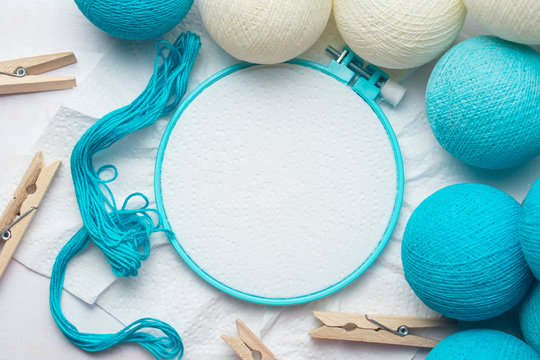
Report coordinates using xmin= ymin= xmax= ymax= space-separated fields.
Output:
xmin=159 ymin=63 xmax=398 ymax=300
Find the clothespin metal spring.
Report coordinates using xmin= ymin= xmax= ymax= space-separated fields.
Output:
xmin=0 ymin=67 xmax=26 ymax=77
xmin=365 ymin=315 xmax=409 ymax=337
xmin=1 ymin=206 xmax=37 ymax=241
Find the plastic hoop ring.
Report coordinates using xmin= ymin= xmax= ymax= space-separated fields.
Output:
xmin=155 ymin=59 xmax=404 ymax=305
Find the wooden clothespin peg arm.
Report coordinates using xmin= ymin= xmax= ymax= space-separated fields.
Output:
xmin=221 ymin=319 xmax=275 ymax=360
xmin=312 ymin=311 xmax=453 ymax=329
xmin=310 ymin=321 xmax=440 ymax=348
xmin=221 ymin=334 xmax=256 ymax=360
xmin=0 ymin=152 xmax=43 ymax=232
xmin=0 ymin=52 xmax=76 ymax=75
xmin=0 ymin=75 xmax=77 ymax=95
xmin=311 ymin=311 xmax=454 ymax=349
xmin=0 ymin=52 xmax=77 ymax=95
xmin=0 ymin=151 xmax=60 ymax=278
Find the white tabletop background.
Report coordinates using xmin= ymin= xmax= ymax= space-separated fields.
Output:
xmin=1 ymin=1 xmax=539 ymax=359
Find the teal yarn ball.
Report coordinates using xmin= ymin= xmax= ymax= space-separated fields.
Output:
xmin=520 ymin=283 xmax=540 ymax=354
xmin=426 ymin=329 xmax=540 ymax=360
xmin=425 ymin=36 xmax=540 ymax=169
xmin=522 ymin=178 xmax=540 ymax=280
xmin=74 ymin=0 xmax=193 ymax=40
xmin=402 ymin=183 xmax=534 ymax=321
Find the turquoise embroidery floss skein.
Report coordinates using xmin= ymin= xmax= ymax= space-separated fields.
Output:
xmin=74 ymin=0 xmax=194 ymax=40
xmin=401 ymin=183 xmax=534 ymax=321
xmin=49 ymin=32 xmax=201 ymax=359
xmin=426 ymin=329 xmax=539 ymax=360
xmin=425 ymin=36 xmax=540 ymax=170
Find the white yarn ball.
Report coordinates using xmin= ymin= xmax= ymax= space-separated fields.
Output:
xmin=198 ymin=0 xmax=332 ymax=64
xmin=463 ymin=0 xmax=540 ymax=45
xmin=333 ymin=0 xmax=467 ymax=69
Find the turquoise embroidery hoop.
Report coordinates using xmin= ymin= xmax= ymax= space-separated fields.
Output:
xmin=155 ymin=47 xmax=405 ymax=306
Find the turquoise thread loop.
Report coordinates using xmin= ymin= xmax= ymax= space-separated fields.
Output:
xmin=96 ymin=164 xmax=118 ymax=183
xmin=49 ymin=32 xmax=201 ymax=359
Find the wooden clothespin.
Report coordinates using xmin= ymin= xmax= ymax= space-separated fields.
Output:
xmin=221 ymin=319 xmax=275 ymax=360
xmin=310 ymin=311 xmax=454 ymax=348
xmin=0 ymin=151 xmax=60 ymax=278
xmin=0 ymin=52 xmax=77 ymax=95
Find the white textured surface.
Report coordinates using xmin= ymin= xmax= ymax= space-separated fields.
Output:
xmin=198 ymin=0 xmax=332 ymax=64
xmin=463 ymin=0 xmax=540 ymax=45
xmin=333 ymin=0 xmax=467 ymax=69
xmin=161 ymin=64 xmax=397 ymax=298
xmin=3 ymin=2 xmax=540 ymax=359
xmin=0 ymin=261 xmax=148 ymax=360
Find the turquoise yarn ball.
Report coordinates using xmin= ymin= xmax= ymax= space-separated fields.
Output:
xmin=522 ymin=178 xmax=540 ymax=280
xmin=520 ymin=283 xmax=540 ymax=354
xmin=426 ymin=329 xmax=540 ymax=360
xmin=426 ymin=36 xmax=540 ymax=169
xmin=74 ymin=0 xmax=193 ymax=40
xmin=402 ymin=183 xmax=534 ymax=321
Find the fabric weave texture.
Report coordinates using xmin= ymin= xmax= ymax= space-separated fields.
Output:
xmin=426 ymin=36 xmax=540 ymax=170
xmin=74 ymin=0 xmax=193 ymax=40
xmin=402 ymin=183 xmax=533 ymax=321
xmin=426 ymin=329 xmax=539 ymax=360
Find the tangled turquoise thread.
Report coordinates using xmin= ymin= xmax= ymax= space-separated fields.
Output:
xmin=74 ymin=0 xmax=194 ymax=40
xmin=50 ymin=226 xmax=184 ymax=359
xmin=71 ymin=33 xmax=200 ymax=277
xmin=49 ymin=32 xmax=201 ymax=360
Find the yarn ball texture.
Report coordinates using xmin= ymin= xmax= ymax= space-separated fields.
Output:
xmin=333 ymin=0 xmax=466 ymax=69
xmin=521 ymin=283 xmax=540 ymax=354
xmin=402 ymin=183 xmax=534 ymax=321
xmin=426 ymin=36 xmax=540 ymax=170
xmin=426 ymin=329 xmax=540 ymax=360
xmin=463 ymin=0 xmax=540 ymax=45
xmin=522 ymin=178 xmax=540 ymax=280
xmin=74 ymin=0 xmax=193 ymax=40
xmin=198 ymin=0 xmax=332 ymax=64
